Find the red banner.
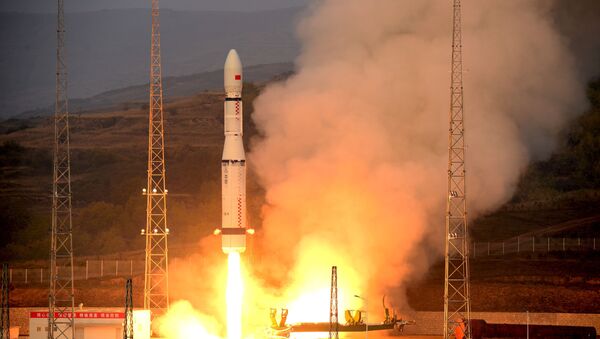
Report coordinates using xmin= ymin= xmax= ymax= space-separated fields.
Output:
xmin=30 ymin=312 xmax=125 ymax=319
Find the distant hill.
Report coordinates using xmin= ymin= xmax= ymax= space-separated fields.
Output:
xmin=470 ymin=78 xmax=600 ymax=241
xmin=1 ymin=78 xmax=599 ymax=316
xmin=0 ymin=7 xmax=302 ymax=117
xmin=19 ymin=62 xmax=294 ymax=117
xmin=0 ymin=84 xmax=267 ymax=259
xmin=0 ymin=77 xmax=599 ymax=260
xmin=0 ymin=0 xmax=309 ymax=13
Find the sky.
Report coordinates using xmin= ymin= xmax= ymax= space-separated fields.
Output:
xmin=0 ymin=0 xmax=310 ymax=13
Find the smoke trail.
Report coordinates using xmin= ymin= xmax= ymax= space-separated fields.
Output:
xmin=249 ymin=0 xmax=588 ymax=309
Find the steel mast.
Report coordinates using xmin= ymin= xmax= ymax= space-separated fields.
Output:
xmin=1 ymin=264 xmax=9 ymax=339
xmin=123 ymin=279 xmax=134 ymax=339
xmin=48 ymin=0 xmax=76 ymax=337
xmin=329 ymin=266 xmax=338 ymax=339
xmin=443 ymin=0 xmax=472 ymax=338
xmin=143 ymin=0 xmax=170 ymax=318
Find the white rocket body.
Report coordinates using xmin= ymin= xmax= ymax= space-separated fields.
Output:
xmin=221 ymin=49 xmax=246 ymax=254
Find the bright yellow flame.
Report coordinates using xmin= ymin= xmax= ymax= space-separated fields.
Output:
xmin=276 ymin=239 xmax=364 ymax=325
xmin=154 ymin=237 xmax=369 ymax=338
xmin=227 ymin=252 xmax=244 ymax=339
xmin=155 ymin=300 xmax=222 ymax=339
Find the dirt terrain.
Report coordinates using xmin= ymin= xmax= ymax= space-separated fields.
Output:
xmin=406 ymin=256 xmax=600 ymax=313
xmin=4 ymin=256 xmax=599 ymax=314
xmin=2 ymin=81 xmax=599 ymax=315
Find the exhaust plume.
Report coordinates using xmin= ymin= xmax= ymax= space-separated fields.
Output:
xmin=249 ymin=0 xmax=589 ymax=310
xmin=156 ymin=1 xmax=598 ymax=336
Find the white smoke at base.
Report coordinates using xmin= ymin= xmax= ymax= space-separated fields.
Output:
xmin=249 ymin=0 xmax=587 ymax=307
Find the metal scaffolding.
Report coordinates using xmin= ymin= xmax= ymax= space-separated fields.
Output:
xmin=443 ymin=0 xmax=472 ymax=338
xmin=143 ymin=0 xmax=170 ymax=319
xmin=329 ymin=266 xmax=338 ymax=339
xmin=1 ymin=264 xmax=9 ymax=339
xmin=123 ymin=279 xmax=133 ymax=339
xmin=49 ymin=0 xmax=76 ymax=337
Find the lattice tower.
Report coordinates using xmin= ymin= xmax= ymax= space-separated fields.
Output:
xmin=123 ymin=279 xmax=134 ymax=339
xmin=48 ymin=0 xmax=75 ymax=337
xmin=443 ymin=0 xmax=472 ymax=338
xmin=143 ymin=0 xmax=170 ymax=318
xmin=1 ymin=264 xmax=9 ymax=339
xmin=329 ymin=266 xmax=338 ymax=339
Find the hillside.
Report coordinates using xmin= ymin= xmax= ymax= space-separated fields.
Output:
xmin=0 ymin=7 xmax=301 ymax=117
xmin=0 ymin=76 xmax=599 ymax=313
xmin=0 ymin=0 xmax=309 ymax=13
xmin=19 ymin=62 xmax=293 ymax=118
xmin=0 ymin=83 xmax=266 ymax=259
xmin=470 ymin=78 xmax=600 ymax=242
xmin=1 ymin=77 xmax=599 ymax=259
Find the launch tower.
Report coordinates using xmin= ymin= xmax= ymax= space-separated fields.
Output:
xmin=48 ymin=0 xmax=76 ymax=337
xmin=143 ymin=0 xmax=170 ymax=318
xmin=329 ymin=266 xmax=339 ymax=339
xmin=1 ymin=263 xmax=8 ymax=339
xmin=443 ymin=0 xmax=472 ymax=338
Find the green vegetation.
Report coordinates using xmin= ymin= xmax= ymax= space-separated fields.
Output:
xmin=0 ymin=84 xmax=265 ymax=261
xmin=0 ymin=79 xmax=598 ymax=260
xmin=471 ymin=78 xmax=600 ymax=241
xmin=514 ymin=77 xmax=600 ymax=201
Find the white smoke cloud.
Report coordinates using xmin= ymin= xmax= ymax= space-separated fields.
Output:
xmin=248 ymin=0 xmax=587 ymax=309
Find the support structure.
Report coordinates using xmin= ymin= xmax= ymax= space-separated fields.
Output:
xmin=143 ymin=0 xmax=170 ymax=318
xmin=443 ymin=0 xmax=472 ymax=338
xmin=123 ymin=279 xmax=133 ymax=339
xmin=329 ymin=266 xmax=338 ymax=339
xmin=49 ymin=0 xmax=75 ymax=337
xmin=1 ymin=264 xmax=9 ymax=339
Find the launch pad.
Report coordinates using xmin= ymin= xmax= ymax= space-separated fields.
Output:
xmin=267 ymin=304 xmax=415 ymax=337
xmin=289 ymin=319 xmax=414 ymax=333
xmin=266 ymin=267 xmax=416 ymax=338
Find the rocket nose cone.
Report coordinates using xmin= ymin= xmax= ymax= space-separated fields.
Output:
xmin=225 ymin=49 xmax=242 ymax=69
xmin=224 ymin=49 xmax=243 ymax=93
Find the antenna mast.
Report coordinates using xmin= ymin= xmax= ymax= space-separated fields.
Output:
xmin=443 ymin=0 xmax=472 ymax=338
xmin=1 ymin=264 xmax=9 ymax=339
xmin=123 ymin=279 xmax=134 ymax=339
xmin=329 ymin=266 xmax=339 ymax=339
xmin=143 ymin=0 xmax=170 ymax=318
xmin=48 ymin=0 xmax=76 ymax=337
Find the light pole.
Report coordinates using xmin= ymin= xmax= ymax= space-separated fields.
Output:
xmin=354 ymin=294 xmax=368 ymax=339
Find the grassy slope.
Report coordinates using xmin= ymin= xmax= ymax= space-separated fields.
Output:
xmin=0 ymin=84 xmax=264 ymax=259
xmin=470 ymin=78 xmax=600 ymax=241
xmin=0 ymin=78 xmax=599 ymax=311
xmin=406 ymin=77 xmax=600 ymax=313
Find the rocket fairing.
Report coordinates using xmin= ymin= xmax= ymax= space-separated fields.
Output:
xmin=221 ymin=49 xmax=247 ymax=254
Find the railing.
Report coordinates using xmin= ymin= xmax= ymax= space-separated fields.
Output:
xmin=7 ymin=260 xmax=145 ymax=284
xmin=472 ymin=237 xmax=598 ymax=257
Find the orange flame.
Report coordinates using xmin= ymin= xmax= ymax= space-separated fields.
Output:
xmin=155 ymin=300 xmax=222 ymax=339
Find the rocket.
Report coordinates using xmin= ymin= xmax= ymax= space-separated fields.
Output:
xmin=221 ymin=49 xmax=247 ymax=254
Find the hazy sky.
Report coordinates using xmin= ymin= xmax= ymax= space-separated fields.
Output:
xmin=0 ymin=0 xmax=310 ymax=13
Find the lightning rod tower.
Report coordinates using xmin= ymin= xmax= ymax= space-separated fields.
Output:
xmin=49 ymin=0 xmax=76 ymax=337
xmin=1 ymin=263 xmax=9 ymax=339
xmin=329 ymin=266 xmax=338 ymax=339
xmin=143 ymin=0 xmax=170 ymax=318
xmin=123 ymin=279 xmax=134 ymax=339
xmin=443 ymin=0 xmax=472 ymax=338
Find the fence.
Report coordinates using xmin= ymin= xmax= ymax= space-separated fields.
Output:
xmin=472 ymin=237 xmax=598 ymax=257
xmin=7 ymin=260 xmax=145 ymax=284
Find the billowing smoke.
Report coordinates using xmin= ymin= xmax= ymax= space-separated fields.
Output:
xmin=248 ymin=0 xmax=589 ymax=311
xmin=156 ymin=1 xmax=596 ymax=336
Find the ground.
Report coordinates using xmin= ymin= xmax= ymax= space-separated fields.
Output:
xmin=406 ymin=256 xmax=600 ymax=314
xmin=5 ymin=255 xmax=600 ymax=314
